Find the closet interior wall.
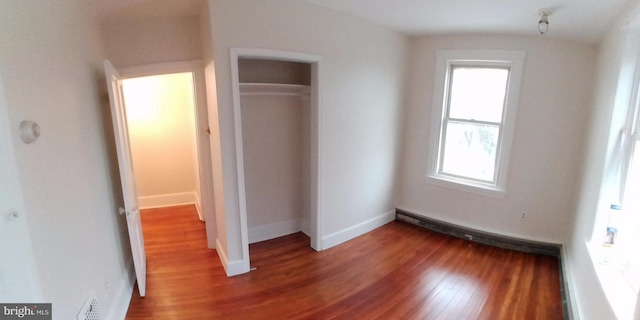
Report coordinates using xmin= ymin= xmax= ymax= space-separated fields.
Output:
xmin=239 ymin=59 xmax=312 ymax=243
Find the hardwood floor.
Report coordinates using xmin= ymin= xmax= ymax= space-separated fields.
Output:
xmin=126 ymin=205 xmax=562 ymax=319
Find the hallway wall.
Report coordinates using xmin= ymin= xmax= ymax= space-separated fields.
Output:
xmin=123 ymin=73 xmax=200 ymax=210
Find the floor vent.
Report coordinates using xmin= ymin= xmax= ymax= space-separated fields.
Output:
xmin=77 ymin=295 xmax=101 ymax=320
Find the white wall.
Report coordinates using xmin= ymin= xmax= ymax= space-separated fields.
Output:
xmin=0 ymin=1 xmax=133 ymax=319
xmin=398 ymin=35 xmax=596 ymax=243
xmin=123 ymin=73 xmax=200 ymax=209
xmin=0 ymin=72 xmax=42 ymax=303
xmin=101 ymin=16 xmax=202 ymax=68
xmin=242 ymin=94 xmax=305 ymax=240
xmin=207 ymin=0 xmax=407 ymax=269
xmin=566 ymin=4 xmax=640 ymax=319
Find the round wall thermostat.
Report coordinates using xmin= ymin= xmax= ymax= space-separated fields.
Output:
xmin=19 ymin=120 xmax=41 ymax=144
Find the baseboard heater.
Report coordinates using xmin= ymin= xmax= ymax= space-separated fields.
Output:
xmin=395 ymin=208 xmax=561 ymax=257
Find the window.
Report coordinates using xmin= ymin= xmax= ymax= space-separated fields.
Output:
xmin=615 ymin=71 xmax=640 ymax=295
xmin=427 ymin=50 xmax=525 ymax=197
xmin=586 ymin=54 xmax=640 ymax=319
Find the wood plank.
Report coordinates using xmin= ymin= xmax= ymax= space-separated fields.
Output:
xmin=126 ymin=205 xmax=562 ymax=319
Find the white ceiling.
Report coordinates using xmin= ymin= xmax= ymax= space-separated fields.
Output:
xmin=95 ymin=0 xmax=632 ymax=44
xmin=301 ymin=0 xmax=632 ymax=44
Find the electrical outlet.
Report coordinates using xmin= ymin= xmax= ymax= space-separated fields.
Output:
xmin=521 ymin=211 xmax=526 ymax=220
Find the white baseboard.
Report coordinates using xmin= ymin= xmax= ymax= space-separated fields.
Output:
xmin=248 ymin=218 xmax=301 ymax=244
xmin=300 ymin=216 xmax=311 ymax=237
xmin=215 ymin=238 xmax=249 ymax=277
xmin=194 ymin=193 xmax=203 ymax=221
xmin=104 ymin=259 xmax=135 ymax=320
xmin=138 ymin=192 xmax=197 ymax=209
xmin=561 ymin=245 xmax=580 ymax=320
xmin=322 ymin=210 xmax=395 ymax=250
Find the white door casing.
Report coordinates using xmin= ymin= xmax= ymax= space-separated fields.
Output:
xmin=104 ymin=60 xmax=147 ymax=297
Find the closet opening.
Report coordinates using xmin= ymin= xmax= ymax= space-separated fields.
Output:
xmin=240 ymin=59 xmax=311 ymax=244
xmin=230 ymin=49 xmax=322 ymax=271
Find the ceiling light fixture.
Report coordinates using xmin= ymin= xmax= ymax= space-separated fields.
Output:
xmin=538 ymin=10 xmax=552 ymax=35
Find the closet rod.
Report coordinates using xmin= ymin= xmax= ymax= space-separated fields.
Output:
xmin=239 ymin=82 xmax=310 ymax=97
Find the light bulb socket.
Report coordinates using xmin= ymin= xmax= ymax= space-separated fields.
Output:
xmin=538 ymin=20 xmax=549 ymax=34
xmin=537 ymin=10 xmax=552 ymax=35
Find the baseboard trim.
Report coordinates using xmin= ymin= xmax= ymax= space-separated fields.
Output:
xmin=395 ymin=208 xmax=561 ymax=256
xmin=138 ymin=192 xmax=197 ymax=209
xmin=248 ymin=218 xmax=301 ymax=244
xmin=194 ymin=193 xmax=203 ymax=221
xmin=215 ymin=238 xmax=248 ymax=277
xmin=104 ymin=258 xmax=135 ymax=320
xmin=322 ymin=210 xmax=395 ymax=250
xmin=559 ymin=246 xmax=575 ymax=320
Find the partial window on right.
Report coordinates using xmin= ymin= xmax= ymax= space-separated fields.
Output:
xmin=616 ymin=82 xmax=640 ymax=294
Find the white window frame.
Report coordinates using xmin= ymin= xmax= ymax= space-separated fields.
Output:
xmin=427 ymin=50 xmax=525 ymax=198
xmin=616 ymin=54 xmax=640 ymax=295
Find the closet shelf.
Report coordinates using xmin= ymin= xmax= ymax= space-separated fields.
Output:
xmin=239 ymin=83 xmax=310 ymax=97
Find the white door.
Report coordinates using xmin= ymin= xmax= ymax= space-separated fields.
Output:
xmin=104 ymin=60 xmax=147 ymax=297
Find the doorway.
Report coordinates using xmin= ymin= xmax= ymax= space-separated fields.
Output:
xmin=122 ymin=73 xmax=202 ymax=218
xmin=118 ymin=61 xmax=216 ymax=245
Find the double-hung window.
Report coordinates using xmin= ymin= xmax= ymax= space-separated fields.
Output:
xmin=615 ymin=69 xmax=640 ymax=295
xmin=427 ymin=50 xmax=525 ymax=197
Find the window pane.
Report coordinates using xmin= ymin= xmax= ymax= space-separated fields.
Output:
xmin=449 ymin=67 xmax=509 ymax=123
xmin=441 ymin=121 xmax=499 ymax=181
xmin=620 ymin=140 xmax=640 ymax=293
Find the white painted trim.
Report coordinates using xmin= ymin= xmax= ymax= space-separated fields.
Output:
xmin=310 ymin=60 xmax=323 ymax=251
xmin=300 ymin=217 xmax=311 ymax=237
xmin=118 ymin=60 xmax=204 ymax=79
xmin=215 ymin=238 xmax=245 ymax=277
xmin=215 ymin=238 xmax=230 ymax=274
xmin=194 ymin=192 xmax=203 ymax=221
xmin=426 ymin=50 xmax=525 ymax=198
xmin=229 ymin=49 xmax=251 ymax=275
xmin=321 ymin=210 xmax=395 ymax=250
xmin=248 ymin=219 xmax=302 ymax=244
xmin=104 ymin=259 xmax=136 ymax=320
xmin=561 ymin=245 xmax=582 ymax=320
xmin=229 ymin=48 xmax=324 ymax=273
xmin=138 ymin=192 xmax=197 ymax=209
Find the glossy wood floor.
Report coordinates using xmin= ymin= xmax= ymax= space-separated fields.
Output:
xmin=126 ymin=205 xmax=562 ymax=319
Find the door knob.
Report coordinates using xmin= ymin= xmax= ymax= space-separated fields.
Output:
xmin=119 ymin=207 xmax=126 ymax=215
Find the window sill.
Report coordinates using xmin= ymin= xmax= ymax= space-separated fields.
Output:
xmin=586 ymin=241 xmax=638 ymax=320
xmin=425 ymin=174 xmax=506 ymax=199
